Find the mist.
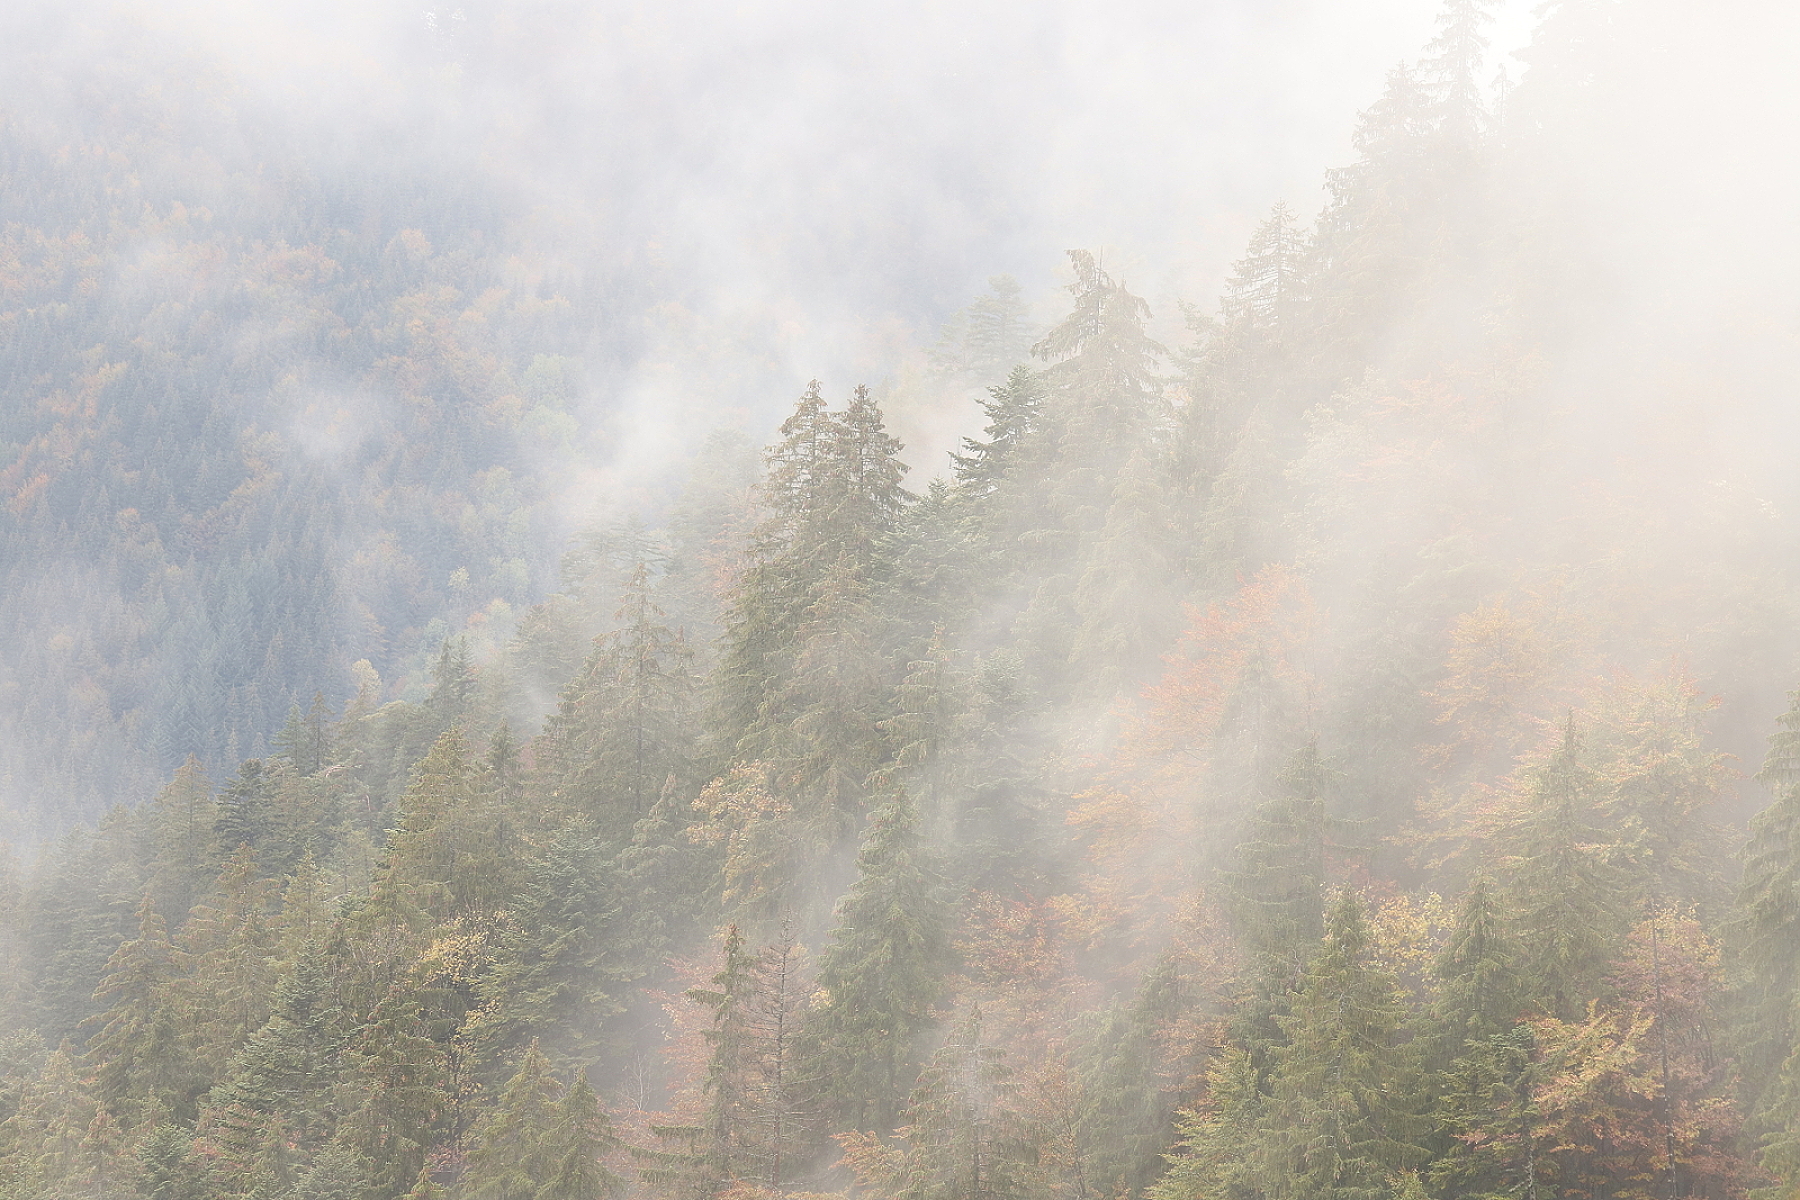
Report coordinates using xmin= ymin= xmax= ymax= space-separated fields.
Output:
xmin=3 ymin=1 xmax=1800 ymax=1199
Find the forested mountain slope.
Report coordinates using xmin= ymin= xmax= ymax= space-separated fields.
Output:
xmin=0 ymin=8 xmax=647 ymax=833
xmin=5 ymin=2 xmax=1800 ymax=1200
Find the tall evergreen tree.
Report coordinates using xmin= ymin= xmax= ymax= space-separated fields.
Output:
xmin=462 ymin=1041 xmax=563 ymax=1200
xmin=842 ymin=1006 xmax=1034 ymax=1200
xmin=539 ymin=562 xmax=698 ymax=839
xmin=715 ymin=383 xmax=910 ymax=835
xmin=85 ymin=895 xmax=199 ymax=1125
xmin=1735 ymin=689 xmax=1800 ymax=1192
xmin=1255 ymin=893 xmax=1423 ymax=1200
xmin=1502 ymin=720 xmax=1624 ymax=1020
xmin=805 ymin=796 xmax=952 ymax=1132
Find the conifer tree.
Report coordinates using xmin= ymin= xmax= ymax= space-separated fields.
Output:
xmin=842 ymin=1006 xmax=1033 ymax=1200
xmin=537 ymin=1075 xmax=623 ymax=1200
xmin=1152 ymin=1047 xmax=1264 ymax=1200
xmin=933 ymin=275 xmax=1039 ymax=390
xmin=0 ymin=1047 xmax=100 ymax=1198
xmin=1225 ymin=743 xmax=1332 ymax=988
xmin=1219 ymin=204 xmax=1310 ymax=342
xmin=1255 ymin=893 xmax=1423 ymax=1200
xmin=950 ymin=367 xmax=1048 ymax=506
xmin=206 ymin=944 xmax=343 ymax=1150
xmin=1075 ymin=952 xmax=1201 ymax=1199
xmin=1432 ymin=875 xmax=1524 ymax=1050
xmin=462 ymin=1040 xmax=563 ymax=1200
xmin=85 ymin=895 xmax=199 ymax=1125
xmin=539 ymin=561 xmax=698 ymax=839
xmin=1423 ymin=0 xmax=1498 ymax=144
xmin=1735 ymin=689 xmax=1800 ymax=1189
xmin=475 ymin=822 xmax=624 ymax=1073
xmin=806 ymin=796 xmax=952 ymax=1131
xmin=181 ymin=846 xmax=279 ymax=1077
xmin=143 ymin=757 xmax=218 ymax=927
xmin=378 ymin=727 xmax=519 ymax=922
xmin=687 ymin=924 xmax=758 ymax=1186
xmin=716 ymin=383 xmax=910 ymax=838
xmin=338 ymin=987 xmax=448 ymax=1200
xmin=1030 ymin=250 xmax=1165 ymax=533
xmin=214 ymin=759 xmax=278 ymax=866
xmin=1502 ymin=720 xmax=1624 ymax=1020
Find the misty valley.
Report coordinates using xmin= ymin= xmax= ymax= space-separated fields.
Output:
xmin=2 ymin=1 xmax=1799 ymax=1200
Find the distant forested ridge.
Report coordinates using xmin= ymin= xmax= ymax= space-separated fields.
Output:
xmin=0 ymin=11 xmax=642 ymax=833
xmin=6 ymin=3 xmax=1800 ymax=1200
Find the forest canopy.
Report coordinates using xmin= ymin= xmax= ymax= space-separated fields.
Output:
xmin=4 ymin=1 xmax=1800 ymax=1200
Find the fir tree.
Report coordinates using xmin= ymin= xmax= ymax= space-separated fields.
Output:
xmin=1224 ymin=743 xmax=1333 ymax=988
xmin=206 ymin=944 xmax=343 ymax=1150
xmin=539 ymin=562 xmax=698 ymax=838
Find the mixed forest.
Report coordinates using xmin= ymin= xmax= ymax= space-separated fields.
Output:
xmin=6 ymin=2 xmax=1800 ymax=1200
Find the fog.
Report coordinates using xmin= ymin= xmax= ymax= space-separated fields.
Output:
xmin=4 ymin=2 xmax=1800 ymax=1195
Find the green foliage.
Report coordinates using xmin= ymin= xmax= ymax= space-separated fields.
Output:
xmin=806 ymin=797 xmax=952 ymax=1132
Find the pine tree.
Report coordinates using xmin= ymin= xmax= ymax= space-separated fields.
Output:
xmin=687 ymin=924 xmax=758 ymax=1187
xmin=739 ymin=922 xmax=815 ymax=1190
xmin=142 ymin=757 xmax=218 ymax=928
xmin=1219 ymin=204 xmax=1310 ymax=341
xmin=378 ymin=727 xmax=520 ymax=922
xmin=180 ymin=846 xmax=279 ymax=1077
xmin=950 ymin=367 xmax=1048 ymax=505
xmin=206 ymin=944 xmax=343 ymax=1150
xmin=715 ymin=383 xmax=911 ymax=842
xmin=338 ymin=987 xmax=448 ymax=1200
xmin=475 ymin=822 xmax=625 ymax=1074
xmin=1224 ymin=743 xmax=1333 ymax=989
xmin=806 ymin=796 xmax=952 ymax=1131
xmin=933 ymin=275 xmax=1039 ymax=390
xmin=1432 ymin=875 xmax=1525 ymax=1050
xmin=1423 ymin=0 xmax=1498 ymax=144
xmin=1030 ymin=250 xmax=1165 ymax=532
xmin=1075 ymin=951 xmax=1202 ymax=1199
xmin=214 ymin=759 xmax=278 ymax=866
xmin=0 ymin=1048 xmax=100 ymax=1197
xmin=1152 ymin=1047 xmax=1264 ymax=1200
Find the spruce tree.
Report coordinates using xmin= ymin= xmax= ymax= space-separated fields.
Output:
xmin=806 ymin=796 xmax=952 ymax=1131
xmin=1735 ymin=689 xmax=1800 ymax=1189
xmin=844 ymin=1006 xmax=1033 ymax=1200
xmin=1502 ymin=719 xmax=1624 ymax=1020
xmin=1432 ymin=874 xmax=1525 ymax=1050
xmin=85 ymin=894 xmax=199 ymax=1125
xmin=206 ymin=944 xmax=343 ymax=1150
xmin=1255 ymin=893 xmax=1423 ymax=1200
xmin=462 ymin=1041 xmax=562 ymax=1200
xmin=1224 ymin=743 xmax=1332 ymax=988
xmin=539 ymin=562 xmax=698 ymax=839
xmin=536 ymin=1075 xmax=623 ymax=1200
xmin=476 ymin=822 xmax=625 ymax=1075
